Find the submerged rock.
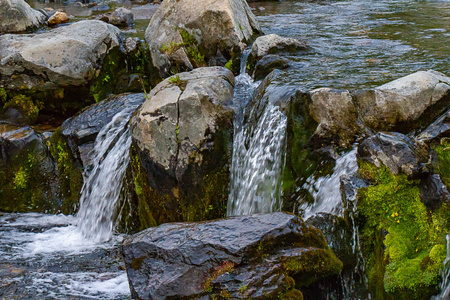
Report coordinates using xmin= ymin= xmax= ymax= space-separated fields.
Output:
xmin=252 ymin=54 xmax=290 ymax=81
xmin=145 ymin=0 xmax=261 ymax=77
xmin=0 ymin=0 xmax=47 ymax=34
xmin=130 ymin=67 xmax=234 ymax=227
xmin=0 ymin=20 xmax=124 ymax=114
xmin=122 ymin=212 xmax=343 ymax=299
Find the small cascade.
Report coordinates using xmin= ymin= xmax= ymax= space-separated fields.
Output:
xmin=76 ymin=101 xmax=142 ymax=243
xmin=433 ymin=234 xmax=450 ymax=300
xmin=227 ymin=48 xmax=288 ymax=216
xmin=301 ymin=148 xmax=358 ymax=219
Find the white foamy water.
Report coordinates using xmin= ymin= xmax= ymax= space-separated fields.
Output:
xmin=432 ymin=234 xmax=450 ymax=300
xmin=228 ymin=105 xmax=287 ymax=216
xmin=227 ymin=48 xmax=288 ymax=216
xmin=301 ymin=148 xmax=358 ymax=219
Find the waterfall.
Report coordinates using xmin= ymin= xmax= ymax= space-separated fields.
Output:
xmin=301 ymin=148 xmax=358 ymax=219
xmin=76 ymin=100 xmax=142 ymax=243
xmin=433 ymin=234 xmax=450 ymax=300
xmin=227 ymin=48 xmax=288 ymax=216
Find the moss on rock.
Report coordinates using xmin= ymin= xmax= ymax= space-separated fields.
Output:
xmin=48 ymin=128 xmax=83 ymax=214
xmin=356 ymin=162 xmax=449 ymax=299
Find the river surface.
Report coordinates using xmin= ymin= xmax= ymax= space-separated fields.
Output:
xmin=2 ymin=0 xmax=450 ymax=298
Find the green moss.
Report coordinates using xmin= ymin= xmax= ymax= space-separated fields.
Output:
xmin=357 ymin=162 xmax=449 ymax=299
xmin=90 ymin=48 xmax=126 ymax=103
xmin=3 ymin=94 xmax=42 ymax=124
xmin=0 ymin=88 xmax=7 ymax=107
xmin=434 ymin=138 xmax=450 ymax=188
xmin=282 ymin=248 xmax=343 ymax=287
xmin=160 ymin=42 xmax=184 ymax=55
xmin=224 ymin=59 xmax=233 ymax=71
xmin=0 ymin=137 xmax=57 ymax=212
xmin=178 ymin=28 xmax=206 ymax=68
xmin=48 ymin=129 xmax=83 ymax=214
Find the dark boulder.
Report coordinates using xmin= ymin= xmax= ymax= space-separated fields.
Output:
xmin=417 ymin=109 xmax=450 ymax=143
xmin=252 ymin=54 xmax=290 ymax=81
xmin=357 ymin=132 xmax=429 ymax=179
xmin=122 ymin=212 xmax=343 ymax=299
xmin=61 ymin=93 xmax=146 ymax=168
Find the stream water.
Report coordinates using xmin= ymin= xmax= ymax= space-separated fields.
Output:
xmin=1 ymin=0 xmax=450 ymax=298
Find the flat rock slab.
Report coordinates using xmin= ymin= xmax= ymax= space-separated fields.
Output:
xmin=122 ymin=212 xmax=342 ymax=299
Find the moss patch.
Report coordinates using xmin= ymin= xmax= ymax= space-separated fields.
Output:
xmin=178 ymin=28 xmax=206 ymax=68
xmin=0 ymin=135 xmax=57 ymax=212
xmin=357 ymin=162 xmax=449 ymax=299
xmin=48 ymin=129 xmax=83 ymax=214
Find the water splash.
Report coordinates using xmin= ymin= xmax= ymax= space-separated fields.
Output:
xmin=76 ymin=102 xmax=142 ymax=243
xmin=432 ymin=234 xmax=450 ymax=300
xmin=301 ymin=148 xmax=358 ymax=219
xmin=227 ymin=48 xmax=288 ymax=216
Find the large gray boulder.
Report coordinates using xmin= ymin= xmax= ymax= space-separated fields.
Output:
xmin=297 ymin=70 xmax=450 ymax=147
xmin=145 ymin=0 xmax=261 ymax=77
xmin=129 ymin=67 xmax=234 ymax=227
xmin=122 ymin=212 xmax=343 ymax=299
xmin=0 ymin=20 xmax=122 ymax=91
xmin=0 ymin=0 xmax=46 ymax=34
xmin=354 ymin=70 xmax=450 ymax=132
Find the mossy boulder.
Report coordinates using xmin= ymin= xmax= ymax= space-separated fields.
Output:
xmin=0 ymin=125 xmax=81 ymax=214
xmin=0 ymin=20 xmax=126 ymax=118
xmin=122 ymin=212 xmax=343 ymax=299
xmin=350 ymin=137 xmax=450 ymax=299
xmin=129 ymin=67 xmax=234 ymax=228
xmin=145 ymin=0 xmax=262 ymax=78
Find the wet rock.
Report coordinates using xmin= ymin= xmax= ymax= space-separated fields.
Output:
xmin=0 ymin=125 xmax=62 ymax=213
xmin=0 ymin=0 xmax=47 ymax=34
xmin=47 ymin=11 xmax=69 ymax=26
xmin=252 ymin=54 xmax=289 ymax=80
xmin=145 ymin=0 xmax=261 ymax=77
xmin=110 ymin=7 xmax=134 ymax=28
xmin=357 ymin=132 xmax=429 ymax=178
xmin=61 ymin=93 xmax=146 ymax=168
xmin=248 ymin=34 xmax=308 ymax=72
xmin=0 ymin=20 xmax=123 ymax=113
xmin=417 ymin=109 xmax=450 ymax=143
xmin=307 ymin=213 xmax=353 ymax=267
xmin=307 ymin=88 xmax=361 ymax=146
xmin=353 ymin=70 xmax=450 ymax=132
xmin=419 ymin=173 xmax=450 ymax=210
xmin=130 ymin=67 xmax=234 ymax=227
xmin=122 ymin=212 xmax=343 ymax=299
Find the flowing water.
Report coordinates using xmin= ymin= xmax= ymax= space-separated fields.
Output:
xmin=432 ymin=234 xmax=450 ymax=300
xmin=2 ymin=0 xmax=450 ymax=298
xmin=77 ymin=104 xmax=140 ymax=243
xmin=0 ymin=99 xmax=143 ymax=298
xmin=300 ymin=148 xmax=358 ymax=219
xmin=227 ymin=49 xmax=288 ymax=216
